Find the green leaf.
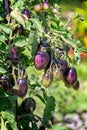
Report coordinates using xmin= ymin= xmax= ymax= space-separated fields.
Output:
xmin=13 ymin=36 xmax=28 ymax=47
xmin=78 ymin=46 xmax=87 ymax=53
xmin=0 ymin=67 xmax=6 ymax=73
xmin=0 ymin=14 xmax=4 ymax=21
xmin=11 ymin=8 xmax=25 ymax=27
xmin=43 ymin=96 xmax=56 ymax=127
xmin=13 ymin=0 xmax=24 ymax=9
xmin=0 ymin=95 xmax=17 ymax=112
xmin=0 ymin=97 xmax=8 ymax=111
xmin=25 ymin=21 xmax=31 ymax=31
xmin=36 ymin=94 xmax=45 ymax=104
xmin=20 ymin=53 xmax=30 ymax=67
xmin=0 ymin=34 xmax=8 ymax=43
xmin=31 ymin=32 xmax=39 ymax=57
xmin=0 ymin=42 xmax=7 ymax=52
xmin=0 ymin=24 xmax=12 ymax=34
xmin=1 ymin=111 xmax=18 ymax=130
xmin=0 ymin=88 xmax=6 ymax=96
xmin=32 ymin=123 xmax=38 ymax=130
xmin=51 ymin=23 xmax=60 ymax=31
xmin=30 ymin=18 xmax=44 ymax=33
xmin=1 ymin=117 xmax=8 ymax=130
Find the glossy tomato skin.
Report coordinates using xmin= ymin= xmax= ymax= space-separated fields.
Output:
xmin=34 ymin=51 xmax=50 ymax=70
xmin=42 ymin=72 xmax=53 ymax=87
xmin=21 ymin=97 xmax=36 ymax=113
xmin=53 ymin=68 xmax=63 ymax=80
xmin=64 ymin=67 xmax=77 ymax=85
xmin=39 ymin=125 xmax=45 ymax=130
xmin=16 ymin=78 xmax=28 ymax=98
xmin=72 ymin=80 xmax=80 ymax=90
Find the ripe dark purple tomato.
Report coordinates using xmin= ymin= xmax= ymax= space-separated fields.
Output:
xmin=59 ymin=59 xmax=68 ymax=73
xmin=34 ymin=4 xmax=42 ymax=12
xmin=39 ymin=125 xmax=45 ymax=130
xmin=64 ymin=67 xmax=77 ymax=85
xmin=22 ymin=9 xmax=30 ymax=20
xmin=16 ymin=78 xmax=28 ymax=98
xmin=53 ymin=68 xmax=63 ymax=80
xmin=72 ymin=80 xmax=80 ymax=90
xmin=42 ymin=72 xmax=53 ymax=87
xmin=21 ymin=97 xmax=36 ymax=113
xmin=42 ymin=2 xmax=49 ymax=10
xmin=34 ymin=51 xmax=50 ymax=70
xmin=0 ymin=75 xmax=14 ymax=91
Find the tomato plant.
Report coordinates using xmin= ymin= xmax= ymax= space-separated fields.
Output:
xmin=0 ymin=0 xmax=85 ymax=130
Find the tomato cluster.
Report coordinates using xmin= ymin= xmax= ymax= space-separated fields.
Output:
xmin=0 ymin=0 xmax=81 ymax=129
xmin=34 ymin=39 xmax=80 ymax=90
xmin=34 ymin=1 xmax=57 ymax=13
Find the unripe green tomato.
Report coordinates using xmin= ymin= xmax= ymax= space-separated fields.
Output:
xmin=34 ymin=4 xmax=42 ymax=12
xmin=53 ymin=68 xmax=63 ymax=80
xmin=42 ymin=72 xmax=53 ymax=88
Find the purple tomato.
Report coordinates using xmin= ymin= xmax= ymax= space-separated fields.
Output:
xmin=34 ymin=51 xmax=50 ymax=70
xmin=16 ymin=78 xmax=28 ymax=98
xmin=64 ymin=67 xmax=77 ymax=85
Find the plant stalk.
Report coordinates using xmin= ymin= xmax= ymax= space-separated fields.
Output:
xmin=3 ymin=0 xmax=11 ymax=23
